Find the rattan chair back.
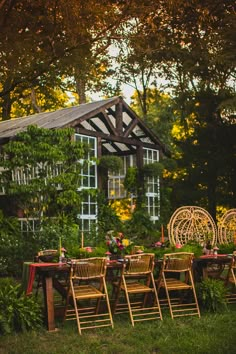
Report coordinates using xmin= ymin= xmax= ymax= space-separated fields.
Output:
xmin=168 ymin=206 xmax=217 ymax=246
xmin=70 ymin=257 xmax=106 ymax=280
xmin=163 ymin=252 xmax=193 ymax=272
xmin=124 ymin=253 xmax=154 ymax=275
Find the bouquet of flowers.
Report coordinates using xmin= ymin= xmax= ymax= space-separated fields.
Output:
xmin=106 ymin=230 xmax=131 ymax=255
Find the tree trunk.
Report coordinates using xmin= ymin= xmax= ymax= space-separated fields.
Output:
xmin=30 ymin=87 xmax=41 ymax=113
xmin=75 ymin=68 xmax=86 ymax=104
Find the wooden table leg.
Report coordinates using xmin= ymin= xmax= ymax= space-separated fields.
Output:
xmin=42 ymin=275 xmax=56 ymax=332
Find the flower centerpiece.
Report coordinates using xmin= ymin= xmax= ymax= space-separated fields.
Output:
xmin=105 ymin=230 xmax=132 ymax=258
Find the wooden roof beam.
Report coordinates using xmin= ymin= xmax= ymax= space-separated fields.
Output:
xmin=98 ymin=111 xmax=117 ymax=136
xmin=123 ymin=117 xmax=139 ymax=138
xmin=76 ymin=127 xmax=162 ymax=151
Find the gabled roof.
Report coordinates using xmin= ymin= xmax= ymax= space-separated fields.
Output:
xmin=0 ymin=96 xmax=170 ymax=156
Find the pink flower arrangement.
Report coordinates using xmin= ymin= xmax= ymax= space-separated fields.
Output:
xmin=106 ymin=230 xmax=125 ymax=254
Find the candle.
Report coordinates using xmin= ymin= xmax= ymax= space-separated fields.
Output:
xmin=161 ymin=225 xmax=165 ymax=244
xmin=81 ymin=232 xmax=84 ymax=249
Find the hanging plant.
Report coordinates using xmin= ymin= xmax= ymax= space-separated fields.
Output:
xmin=141 ymin=162 xmax=164 ymax=177
xmin=98 ymin=155 xmax=123 ymax=173
xmin=124 ymin=167 xmax=138 ymax=194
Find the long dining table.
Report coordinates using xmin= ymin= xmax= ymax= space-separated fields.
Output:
xmin=23 ymin=254 xmax=232 ymax=332
xmin=193 ymin=254 xmax=232 ymax=281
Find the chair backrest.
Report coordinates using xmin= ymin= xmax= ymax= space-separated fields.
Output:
xmin=124 ymin=253 xmax=154 ymax=275
xmin=218 ymin=209 xmax=236 ymax=244
xmin=168 ymin=206 xmax=217 ymax=246
xmin=162 ymin=252 xmax=194 ymax=272
xmin=70 ymin=257 xmax=106 ymax=280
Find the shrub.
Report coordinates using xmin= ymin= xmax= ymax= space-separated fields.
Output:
xmin=177 ymin=241 xmax=203 ymax=258
xmin=0 ymin=212 xmax=23 ymax=277
xmin=218 ymin=243 xmax=235 ymax=255
xmin=0 ymin=278 xmax=43 ymax=335
xmin=196 ymin=278 xmax=228 ymax=312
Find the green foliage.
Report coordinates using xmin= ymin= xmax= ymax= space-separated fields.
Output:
xmin=123 ymin=208 xmax=157 ymax=244
xmin=0 ymin=211 xmax=23 ymax=277
xmin=146 ymin=246 xmax=173 ymax=260
xmin=124 ymin=167 xmax=138 ymax=194
xmin=77 ymin=246 xmax=107 ymax=259
xmin=0 ymin=126 xmax=84 ymax=223
xmin=0 ymin=210 xmax=81 ymax=277
xmin=177 ymin=241 xmax=203 ymax=258
xmin=196 ymin=278 xmax=228 ymax=312
xmin=142 ymin=162 xmax=164 ymax=177
xmin=0 ymin=278 xmax=42 ymax=335
xmin=97 ymin=192 xmax=123 ymax=237
xmin=218 ymin=243 xmax=235 ymax=255
xmin=98 ymin=155 xmax=123 ymax=173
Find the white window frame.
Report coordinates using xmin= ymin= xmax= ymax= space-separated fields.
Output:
xmin=75 ymin=134 xmax=98 ymax=234
xmin=144 ymin=148 xmax=160 ymax=222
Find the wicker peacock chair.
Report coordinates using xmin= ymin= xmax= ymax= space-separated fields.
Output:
xmin=218 ymin=209 xmax=236 ymax=244
xmin=168 ymin=206 xmax=217 ymax=246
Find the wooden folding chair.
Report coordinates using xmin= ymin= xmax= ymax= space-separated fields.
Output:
xmin=112 ymin=253 xmax=162 ymax=326
xmin=157 ymin=252 xmax=200 ymax=319
xmin=64 ymin=257 xmax=113 ymax=334
xmin=225 ymin=252 xmax=236 ymax=303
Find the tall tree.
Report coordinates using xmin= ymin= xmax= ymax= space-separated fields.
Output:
xmin=0 ymin=0 xmax=133 ymax=118
xmin=114 ymin=0 xmax=236 ymax=218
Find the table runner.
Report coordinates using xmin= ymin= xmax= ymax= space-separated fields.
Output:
xmin=199 ymin=254 xmax=228 ymax=259
xmin=24 ymin=262 xmax=61 ymax=295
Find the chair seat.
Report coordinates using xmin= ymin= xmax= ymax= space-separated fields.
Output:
xmin=120 ymin=281 xmax=154 ymax=293
xmin=161 ymin=278 xmax=193 ymax=290
xmin=73 ymin=285 xmax=105 ymax=299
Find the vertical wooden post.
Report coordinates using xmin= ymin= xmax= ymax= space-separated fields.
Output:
xmin=115 ymin=101 xmax=123 ymax=135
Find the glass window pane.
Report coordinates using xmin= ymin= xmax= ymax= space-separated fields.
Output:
xmin=90 ymin=203 xmax=96 ymax=215
xmin=83 ymin=203 xmax=89 ymax=215
xmin=90 ymin=176 xmax=95 ymax=187
xmin=90 ymin=165 xmax=95 ymax=176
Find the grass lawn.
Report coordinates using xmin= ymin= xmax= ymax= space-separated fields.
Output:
xmin=0 ymin=307 xmax=236 ymax=354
